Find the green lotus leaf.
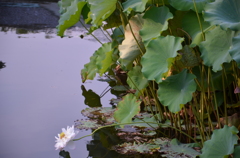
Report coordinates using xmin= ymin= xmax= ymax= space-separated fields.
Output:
xmin=123 ymin=0 xmax=148 ymax=15
xmin=127 ymin=66 xmax=149 ymax=97
xmin=114 ymin=94 xmax=141 ymax=128
xmin=157 ymin=69 xmax=197 ymax=113
xmin=199 ymin=26 xmax=233 ymax=72
xmin=57 ymin=0 xmax=87 ymax=37
xmin=182 ymin=11 xmax=210 ymax=46
xmin=140 ymin=6 xmax=173 ymax=45
xmin=169 ymin=0 xmax=210 ymax=13
xmin=233 ymin=146 xmax=240 ymax=157
xmin=119 ymin=14 xmax=145 ymax=70
xmin=141 ymin=35 xmax=184 ymax=83
xmin=229 ymin=34 xmax=240 ymax=68
xmin=81 ymin=52 xmax=98 ymax=83
xmin=200 ymin=125 xmax=239 ymax=158
xmin=160 ymin=139 xmax=200 ymax=158
xmin=95 ymin=43 xmax=114 ymax=76
xmin=204 ymin=0 xmax=240 ymax=31
xmin=88 ymin=0 xmax=117 ymax=27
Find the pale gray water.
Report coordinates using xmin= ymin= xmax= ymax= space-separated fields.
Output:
xmin=0 ymin=7 xmax=114 ymax=158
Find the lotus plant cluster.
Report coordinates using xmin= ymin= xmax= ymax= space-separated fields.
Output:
xmin=56 ymin=0 xmax=240 ymax=157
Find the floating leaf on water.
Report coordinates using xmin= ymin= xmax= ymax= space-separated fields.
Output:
xmin=159 ymin=138 xmax=201 ymax=158
xmin=132 ymin=116 xmax=159 ymax=128
xmin=75 ymin=119 xmax=101 ymax=130
xmin=114 ymin=142 xmax=160 ymax=154
xmin=81 ymin=107 xmax=115 ymax=119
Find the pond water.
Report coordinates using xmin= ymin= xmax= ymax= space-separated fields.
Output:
xmin=0 ymin=1 xmax=115 ymax=158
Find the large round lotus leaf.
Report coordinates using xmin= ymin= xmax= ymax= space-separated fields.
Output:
xmin=169 ymin=0 xmax=210 ymax=13
xmin=88 ymin=0 xmax=117 ymax=27
xmin=141 ymin=35 xmax=184 ymax=83
xmin=182 ymin=11 xmax=210 ymax=46
xmin=119 ymin=14 xmax=145 ymax=70
xmin=204 ymin=0 xmax=240 ymax=31
xmin=199 ymin=26 xmax=233 ymax=72
xmin=200 ymin=125 xmax=239 ymax=158
xmin=114 ymin=94 xmax=141 ymax=128
xmin=157 ymin=69 xmax=197 ymax=113
xmin=123 ymin=0 xmax=148 ymax=15
xmin=229 ymin=34 xmax=240 ymax=68
xmin=140 ymin=6 xmax=173 ymax=45
xmin=127 ymin=66 xmax=149 ymax=97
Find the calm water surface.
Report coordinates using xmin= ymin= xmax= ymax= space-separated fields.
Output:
xmin=0 ymin=3 xmax=114 ymax=157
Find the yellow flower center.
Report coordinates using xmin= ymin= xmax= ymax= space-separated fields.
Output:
xmin=60 ymin=132 xmax=65 ymax=139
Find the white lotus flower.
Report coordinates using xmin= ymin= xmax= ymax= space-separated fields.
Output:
xmin=55 ymin=125 xmax=79 ymax=150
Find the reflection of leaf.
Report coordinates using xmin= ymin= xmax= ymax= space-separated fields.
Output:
xmin=119 ymin=14 xmax=145 ymax=70
xmin=199 ymin=26 xmax=233 ymax=72
xmin=114 ymin=94 xmax=141 ymax=128
xmin=157 ymin=69 xmax=197 ymax=113
xmin=200 ymin=125 xmax=239 ymax=158
xmin=59 ymin=150 xmax=71 ymax=158
xmin=204 ymin=0 xmax=240 ymax=31
xmin=160 ymin=139 xmax=200 ymax=158
xmin=81 ymin=85 xmax=102 ymax=107
xmin=141 ymin=35 xmax=183 ymax=83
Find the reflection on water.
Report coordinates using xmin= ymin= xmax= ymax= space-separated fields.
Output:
xmin=0 ymin=1 xmax=114 ymax=158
